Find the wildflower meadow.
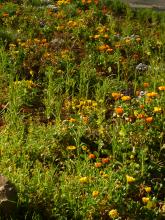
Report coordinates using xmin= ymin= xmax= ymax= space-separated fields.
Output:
xmin=0 ymin=0 xmax=165 ymax=219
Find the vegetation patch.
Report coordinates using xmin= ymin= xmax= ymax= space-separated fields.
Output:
xmin=0 ymin=0 xmax=165 ymax=219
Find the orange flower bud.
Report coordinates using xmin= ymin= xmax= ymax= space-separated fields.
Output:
xmin=101 ymin=158 xmax=110 ymax=164
xmin=145 ymin=117 xmax=153 ymax=123
xmin=88 ymin=154 xmax=96 ymax=159
xmin=95 ymin=162 xmax=102 ymax=168
xmin=143 ymin=82 xmax=149 ymax=88
xmin=115 ymin=107 xmax=124 ymax=115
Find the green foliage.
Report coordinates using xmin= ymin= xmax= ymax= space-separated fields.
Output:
xmin=0 ymin=0 xmax=165 ymax=219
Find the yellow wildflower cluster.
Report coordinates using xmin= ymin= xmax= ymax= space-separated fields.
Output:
xmin=67 ymin=20 xmax=77 ymax=28
xmin=108 ymin=209 xmax=119 ymax=218
xmin=142 ymin=197 xmax=150 ymax=203
xmin=146 ymin=92 xmax=158 ymax=98
xmin=126 ymin=175 xmax=135 ymax=183
xmin=145 ymin=186 xmax=151 ymax=193
xmin=153 ymin=107 xmax=162 ymax=113
xmin=121 ymin=95 xmax=131 ymax=101
xmin=79 ymin=177 xmax=89 ymax=183
xmin=98 ymin=44 xmax=113 ymax=53
xmin=158 ymin=86 xmax=165 ymax=91
xmin=57 ymin=0 xmax=71 ymax=6
xmin=66 ymin=145 xmax=76 ymax=150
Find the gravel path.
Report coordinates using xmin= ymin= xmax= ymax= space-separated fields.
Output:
xmin=121 ymin=0 xmax=165 ymax=10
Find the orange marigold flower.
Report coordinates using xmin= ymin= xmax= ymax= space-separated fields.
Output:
xmin=112 ymin=92 xmax=121 ymax=100
xmin=3 ymin=12 xmax=9 ymax=17
xmin=115 ymin=107 xmax=124 ymax=115
xmin=68 ymin=118 xmax=76 ymax=123
xmin=158 ymin=86 xmax=165 ymax=91
xmin=140 ymin=104 xmax=145 ymax=109
xmin=121 ymin=96 xmax=131 ymax=101
xmin=95 ymin=162 xmax=102 ymax=168
xmin=88 ymin=154 xmax=96 ymax=159
xmin=143 ymin=82 xmax=149 ymax=88
xmin=101 ymin=157 xmax=110 ymax=164
xmin=107 ymin=48 xmax=113 ymax=53
xmin=145 ymin=117 xmax=153 ymax=123
xmin=136 ymin=114 xmax=145 ymax=119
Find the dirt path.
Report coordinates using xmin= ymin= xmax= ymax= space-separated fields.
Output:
xmin=121 ymin=0 xmax=165 ymax=10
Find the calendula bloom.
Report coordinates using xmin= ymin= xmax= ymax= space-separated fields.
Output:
xmin=112 ymin=92 xmax=122 ymax=100
xmin=82 ymin=116 xmax=89 ymax=124
xmin=68 ymin=118 xmax=76 ymax=123
xmin=142 ymin=197 xmax=150 ymax=203
xmin=57 ymin=0 xmax=71 ymax=6
xmin=126 ymin=175 xmax=135 ymax=183
xmin=153 ymin=107 xmax=162 ymax=113
xmin=146 ymin=92 xmax=158 ymax=98
xmin=101 ymin=158 xmax=110 ymax=164
xmin=92 ymin=191 xmax=99 ymax=197
xmin=158 ymin=86 xmax=165 ymax=91
xmin=136 ymin=114 xmax=145 ymax=119
xmin=145 ymin=186 xmax=151 ymax=193
xmin=66 ymin=146 xmax=76 ymax=150
xmin=82 ymin=146 xmax=88 ymax=151
xmin=161 ymin=204 xmax=165 ymax=213
xmin=136 ymin=37 xmax=141 ymax=42
xmin=108 ymin=209 xmax=119 ymax=218
xmin=121 ymin=96 xmax=131 ymax=101
xmin=98 ymin=44 xmax=109 ymax=51
xmin=115 ymin=107 xmax=124 ymax=115
xmin=107 ymin=48 xmax=113 ymax=53
xmin=95 ymin=162 xmax=102 ymax=168
xmin=79 ymin=177 xmax=88 ymax=183
xmin=125 ymin=38 xmax=131 ymax=44
xmin=104 ymin=34 xmax=109 ymax=39
xmin=143 ymin=82 xmax=149 ymax=88
xmin=88 ymin=154 xmax=96 ymax=159
xmin=145 ymin=117 xmax=153 ymax=123
xmin=93 ymin=34 xmax=100 ymax=39
xmin=67 ymin=20 xmax=77 ymax=28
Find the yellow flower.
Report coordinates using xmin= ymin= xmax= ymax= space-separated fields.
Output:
xmin=158 ymin=86 xmax=165 ymax=91
xmin=108 ymin=209 xmax=119 ymax=218
xmin=144 ymin=186 xmax=151 ymax=193
xmin=121 ymin=96 xmax=131 ymax=101
xmin=112 ymin=92 xmax=122 ymax=100
xmin=153 ymin=107 xmax=162 ymax=113
xmin=162 ymin=204 xmax=165 ymax=213
xmin=146 ymin=92 xmax=158 ymax=98
xmin=142 ymin=197 xmax=150 ymax=203
xmin=92 ymin=191 xmax=99 ymax=197
xmin=79 ymin=177 xmax=88 ymax=183
xmin=125 ymin=38 xmax=131 ymax=44
xmin=126 ymin=175 xmax=135 ymax=183
xmin=82 ymin=145 xmax=88 ymax=151
xmin=102 ymin=173 xmax=109 ymax=178
xmin=93 ymin=34 xmax=100 ymax=39
xmin=66 ymin=146 xmax=76 ymax=150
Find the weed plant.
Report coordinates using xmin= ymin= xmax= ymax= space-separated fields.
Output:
xmin=0 ymin=0 xmax=165 ymax=219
